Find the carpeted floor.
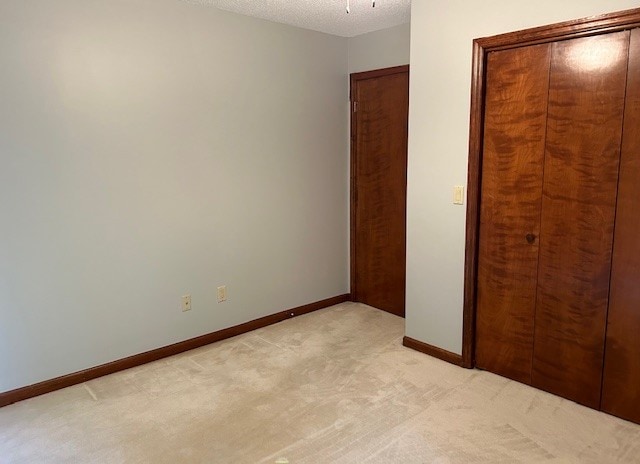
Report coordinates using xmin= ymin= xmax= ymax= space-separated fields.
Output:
xmin=1 ymin=302 xmax=639 ymax=463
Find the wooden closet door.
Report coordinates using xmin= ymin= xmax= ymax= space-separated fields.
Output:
xmin=531 ymin=32 xmax=630 ymax=408
xmin=602 ymin=28 xmax=640 ymax=424
xmin=475 ymin=44 xmax=550 ymax=384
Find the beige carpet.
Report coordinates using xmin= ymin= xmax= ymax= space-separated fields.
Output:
xmin=1 ymin=302 xmax=639 ymax=463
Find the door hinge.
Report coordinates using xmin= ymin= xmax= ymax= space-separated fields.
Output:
xmin=353 ymin=101 xmax=358 ymax=113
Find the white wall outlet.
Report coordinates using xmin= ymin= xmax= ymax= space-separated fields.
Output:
xmin=182 ymin=294 xmax=192 ymax=312
xmin=217 ymin=285 xmax=227 ymax=303
xmin=453 ymin=185 xmax=465 ymax=205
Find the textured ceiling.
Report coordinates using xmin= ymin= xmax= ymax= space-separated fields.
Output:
xmin=186 ymin=0 xmax=411 ymax=37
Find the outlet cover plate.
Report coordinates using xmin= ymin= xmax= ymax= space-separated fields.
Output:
xmin=182 ymin=295 xmax=192 ymax=312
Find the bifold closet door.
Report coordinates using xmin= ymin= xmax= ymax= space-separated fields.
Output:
xmin=531 ymin=31 xmax=630 ymax=408
xmin=602 ymin=28 xmax=640 ymax=424
xmin=475 ymin=44 xmax=551 ymax=384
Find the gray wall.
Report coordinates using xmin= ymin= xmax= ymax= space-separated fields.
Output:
xmin=0 ymin=0 xmax=349 ymax=392
xmin=406 ymin=0 xmax=639 ymax=354
xmin=348 ymin=23 xmax=410 ymax=74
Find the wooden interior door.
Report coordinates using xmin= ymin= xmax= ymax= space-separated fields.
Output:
xmin=602 ymin=28 xmax=640 ymax=423
xmin=475 ymin=44 xmax=550 ymax=384
xmin=467 ymin=9 xmax=640 ymax=424
xmin=531 ymin=32 xmax=629 ymax=408
xmin=475 ymin=31 xmax=630 ymax=409
xmin=351 ymin=66 xmax=409 ymax=317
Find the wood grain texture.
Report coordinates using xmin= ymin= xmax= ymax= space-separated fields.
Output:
xmin=403 ymin=336 xmax=463 ymax=367
xmin=0 ymin=294 xmax=350 ymax=408
xmin=462 ymin=41 xmax=485 ymax=368
xmin=476 ymin=8 xmax=640 ymax=51
xmin=464 ymin=7 xmax=640 ymax=374
xmin=601 ymin=28 xmax=640 ymax=424
xmin=352 ymin=67 xmax=409 ymax=317
xmin=350 ymin=65 xmax=409 ymax=82
xmin=531 ymin=32 xmax=629 ymax=408
xmin=475 ymin=44 xmax=551 ymax=384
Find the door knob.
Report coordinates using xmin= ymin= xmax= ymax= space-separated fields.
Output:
xmin=526 ymin=233 xmax=536 ymax=244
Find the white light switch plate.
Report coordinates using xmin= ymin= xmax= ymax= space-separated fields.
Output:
xmin=453 ymin=185 xmax=465 ymax=205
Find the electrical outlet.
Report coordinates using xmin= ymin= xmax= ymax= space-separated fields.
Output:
xmin=182 ymin=294 xmax=192 ymax=312
xmin=217 ymin=285 xmax=227 ymax=303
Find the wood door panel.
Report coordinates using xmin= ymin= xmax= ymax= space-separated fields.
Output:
xmin=353 ymin=70 xmax=409 ymax=317
xmin=602 ymin=28 xmax=640 ymax=424
xmin=475 ymin=44 xmax=551 ymax=384
xmin=532 ymin=32 xmax=630 ymax=408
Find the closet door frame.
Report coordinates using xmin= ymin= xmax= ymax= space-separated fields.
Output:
xmin=462 ymin=7 xmax=640 ymax=369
